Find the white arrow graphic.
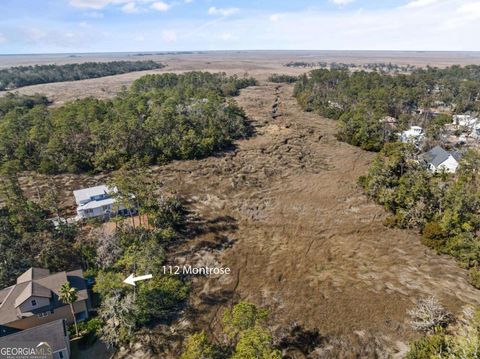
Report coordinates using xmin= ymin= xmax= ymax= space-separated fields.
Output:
xmin=123 ymin=273 xmax=153 ymax=286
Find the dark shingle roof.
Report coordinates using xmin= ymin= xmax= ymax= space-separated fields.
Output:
xmin=420 ymin=145 xmax=462 ymax=167
xmin=0 ymin=319 xmax=68 ymax=353
xmin=14 ymin=282 xmax=52 ymax=308
xmin=0 ymin=268 xmax=88 ymax=325
xmin=17 ymin=268 xmax=51 ymax=284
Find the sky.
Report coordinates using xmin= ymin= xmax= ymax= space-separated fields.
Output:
xmin=0 ymin=0 xmax=479 ymax=54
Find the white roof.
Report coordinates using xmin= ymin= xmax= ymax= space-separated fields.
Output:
xmin=73 ymin=185 xmax=115 ymax=205
xmin=78 ymin=197 xmax=116 ymax=211
xmin=402 ymin=126 xmax=423 ymax=137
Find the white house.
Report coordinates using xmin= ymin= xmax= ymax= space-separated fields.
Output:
xmin=73 ymin=185 xmax=134 ymax=220
xmin=453 ymin=114 xmax=478 ymax=129
xmin=419 ymin=146 xmax=462 ymax=173
xmin=399 ymin=126 xmax=424 ymax=145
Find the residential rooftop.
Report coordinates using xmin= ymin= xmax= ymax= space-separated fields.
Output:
xmin=0 ymin=319 xmax=68 ymax=354
xmin=0 ymin=268 xmax=88 ymax=326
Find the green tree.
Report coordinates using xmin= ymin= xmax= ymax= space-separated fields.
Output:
xmin=60 ymin=282 xmax=79 ymax=337
xmin=232 ymin=327 xmax=281 ymax=359
xmin=181 ymin=331 xmax=217 ymax=359
xmin=182 ymin=302 xmax=279 ymax=359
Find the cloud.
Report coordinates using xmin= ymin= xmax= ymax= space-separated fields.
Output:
xmin=457 ymin=1 xmax=480 ymax=19
xmin=404 ymin=0 xmax=440 ymax=8
xmin=122 ymin=2 xmax=141 ymax=13
xmin=0 ymin=33 xmax=6 ymax=44
xmin=151 ymin=1 xmax=171 ymax=11
xmin=329 ymin=0 xmax=355 ymax=5
xmin=269 ymin=13 xmax=282 ymax=22
xmin=162 ymin=30 xmax=177 ymax=42
xmin=208 ymin=6 xmax=239 ymax=16
xmin=69 ymin=0 xmax=130 ymax=9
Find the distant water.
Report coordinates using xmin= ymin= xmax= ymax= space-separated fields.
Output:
xmin=1 ymin=50 xmax=480 ymax=69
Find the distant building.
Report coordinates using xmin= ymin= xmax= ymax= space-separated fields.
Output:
xmin=453 ymin=114 xmax=478 ymax=129
xmin=0 ymin=319 xmax=70 ymax=359
xmin=399 ymin=126 xmax=424 ymax=145
xmin=419 ymin=145 xmax=462 ymax=173
xmin=0 ymin=268 xmax=89 ymax=334
xmin=73 ymin=184 xmax=135 ymax=220
xmin=379 ymin=116 xmax=398 ymax=127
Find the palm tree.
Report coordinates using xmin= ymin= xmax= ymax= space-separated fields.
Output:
xmin=59 ymin=282 xmax=79 ymax=337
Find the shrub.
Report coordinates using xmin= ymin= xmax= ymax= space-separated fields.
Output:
xmin=421 ymin=222 xmax=448 ymax=251
xmin=406 ymin=334 xmax=450 ymax=359
xmin=468 ymin=267 xmax=480 ymax=289
xmin=78 ymin=318 xmax=103 ymax=347
xmin=408 ymin=297 xmax=453 ymax=333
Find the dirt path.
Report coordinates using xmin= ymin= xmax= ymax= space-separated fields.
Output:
xmin=144 ymin=83 xmax=480 ymax=354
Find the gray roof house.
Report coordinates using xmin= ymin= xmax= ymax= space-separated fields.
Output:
xmin=0 ymin=319 xmax=70 ymax=359
xmin=419 ymin=145 xmax=462 ymax=173
xmin=0 ymin=268 xmax=90 ymax=334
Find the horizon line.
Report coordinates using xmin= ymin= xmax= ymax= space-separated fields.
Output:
xmin=2 ymin=49 xmax=480 ymax=57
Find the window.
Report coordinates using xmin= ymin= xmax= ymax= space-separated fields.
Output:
xmin=31 ymin=299 xmax=37 ymax=306
xmin=85 ymin=209 xmax=94 ymax=214
xmin=58 ymin=351 xmax=64 ymax=359
xmin=37 ymin=311 xmax=49 ymax=318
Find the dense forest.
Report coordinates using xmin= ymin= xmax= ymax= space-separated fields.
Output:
xmin=0 ymin=72 xmax=257 ymax=174
xmin=286 ymin=61 xmax=417 ymax=73
xmin=0 ymin=61 xmax=164 ymax=90
xmin=294 ymin=65 xmax=480 ymax=151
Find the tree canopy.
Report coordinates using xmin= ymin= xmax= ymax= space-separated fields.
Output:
xmin=294 ymin=65 xmax=480 ymax=151
xmin=0 ymin=61 xmax=164 ymax=90
xmin=0 ymin=72 xmax=256 ymax=174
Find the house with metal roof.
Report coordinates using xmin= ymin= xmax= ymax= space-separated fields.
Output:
xmin=73 ymin=184 xmax=135 ymax=220
xmin=399 ymin=126 xmax=424 ymax=146
xmin=419 ymin=145 xmax=462 ymax=173
xmin=0 ymin=319 xmax=70 ymax=359
xmin=0 ymin=268 xmax=90 ymax=335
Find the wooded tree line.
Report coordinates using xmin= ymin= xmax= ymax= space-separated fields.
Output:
xmin=294 ymin=65 xmax=480 ymax=151
xmin=0 ymin=61 xmax=164 ymax=90
xmin=0 ymin=72 xmax=256 ymax=174
xmin=359 ymin=143 xmax=480 ymax=287
xmin=267 ymin=74 xmax=298 ymax=83
xmin=0 ymin=165 xmax=83 ymax=288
